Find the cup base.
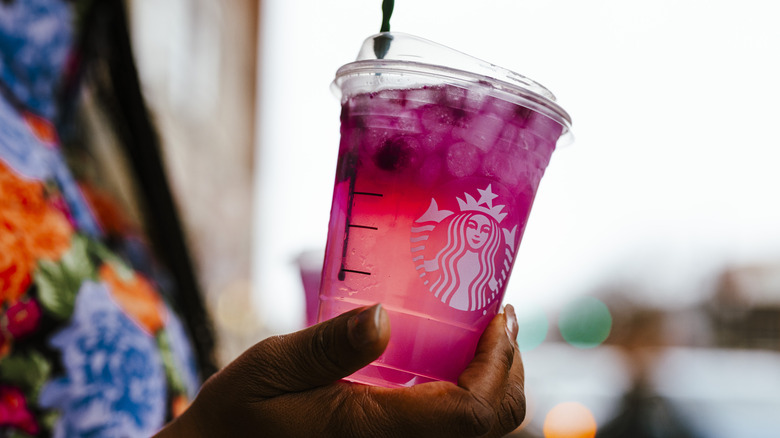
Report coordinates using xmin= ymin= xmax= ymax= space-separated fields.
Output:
xmin=344 ymin=363 xmax=442 ymax=388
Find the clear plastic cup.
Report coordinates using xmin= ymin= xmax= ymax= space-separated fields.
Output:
xmin=318 ymin=33 xmax=572 ymax=388
xmin=296 ymin=249 xmax=324 ymax=327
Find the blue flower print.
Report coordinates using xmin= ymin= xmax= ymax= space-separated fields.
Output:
xmin=0 ymin=0 xmax=73 ymax=119
xmin=0 ymin=92 xmax=57 ymax=181
xmin=39 ymin=281 xmax=167 ymax=438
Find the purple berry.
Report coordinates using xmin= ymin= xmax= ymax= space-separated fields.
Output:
xmin=374 ymin=135 xmax=420 ymax=171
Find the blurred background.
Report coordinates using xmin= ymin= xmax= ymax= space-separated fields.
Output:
xmin=127 ymin=0 xmax=780 ymax=436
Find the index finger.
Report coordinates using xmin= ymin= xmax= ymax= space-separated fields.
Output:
xmin=458 ymin=306 xmax=517 ymax=409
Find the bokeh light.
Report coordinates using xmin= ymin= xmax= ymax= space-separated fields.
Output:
xmin=515 ymin=303 xmax=549 ymax=352
xmin=543 ymin=401 xmax=597 ymax=438
xmin=558 ymin=296 xmax=612 ymax=349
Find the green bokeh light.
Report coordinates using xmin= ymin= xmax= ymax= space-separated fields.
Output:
xmin=558 ymin=296 xmax=612 ymax=349
xmin=515 ymin=304 xmax=549 ymax=352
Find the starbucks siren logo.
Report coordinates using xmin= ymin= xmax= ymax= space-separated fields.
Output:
xmin=411 ymin=184 xmax=517 ymax=311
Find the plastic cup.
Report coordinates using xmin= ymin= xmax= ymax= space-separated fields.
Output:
xmin=318 ymin=33 xmax=572 ymax=388
xmin=296 ymin=249 xmax=324 ymax=327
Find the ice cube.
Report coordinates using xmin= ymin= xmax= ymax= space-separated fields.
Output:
xmin=506 ymin=129 xmax=554 ymax=169
xmin=440 ymin=85 xmax=488 ymax=117
xmin=438 ymin=85 xmax=468 ymax=108
xmin=481 ymin=95 xmax=518 ymax=122
xmin=358 ymin=114 xmax=391 ymax=130
xmin=494 ymin=123 xmax=543 ymax=161
xmin=535 ymin=138 xmax=557 ymax=160
xmin=363 ymin=93 xmax=408 ymax=117
xmin=526 ymin=112 xmax=563 ymax=142
xmin=520 ymin=131 xmax=556 ymax=167
xmin=518 ymin=129 xmax=540 ymax=153
xmin=463 ymin=86 xmax=489 ymax=114
xmin=460 ymin=114 xmax=504 ymax=153
xmin=359 ymin=112 xmax=422 ymax=134
xmin=340 ymin=102 xmax=366 ymax=129
xmin=419 ymin=131 xmax=446 ymax=153
xmin=481 ymin=150 xmax=520 ymax=187
xmin=517 ymin=147 xmax=550 ymax=174
xmin=420 ymin=104 xmax=467 ymax=133
xmin=379 ymin=89 xmax=408 ymax=106
xmin=496 ymin=122 xmax=521 ymax=151
xmin=405 ymin=87 xmax=438 ymax=109
xmin=519 ymin=165 xmax=544 ymax=194
xmin=446 ymin=141 xmax=482 ymax=178
xmin=344 ymin=96 xmax=374 ymax=128
xmin=348 ymin=93 xmax=373 ymax=113
xmin=392 ymin=113 xmax=423 ymax=134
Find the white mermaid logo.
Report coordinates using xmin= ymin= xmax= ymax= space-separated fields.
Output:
xmin=411 ymin=184 xmax=517 ymax=312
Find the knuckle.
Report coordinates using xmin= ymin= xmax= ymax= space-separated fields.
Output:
xmin=323 ymin=390 xmax=354 ymax=434
xmin=241 ymin=336 xmax=295 ymax=396
xmin=247 ymin=335 xmax=286 ymax=369
xmin=457 ymin=394 xmax=496 ymax=437
xmin=324 ymin=386 xmax=384 ymax=437
xmin=500 ymin=341 xmax=515 ymax=371
xmin=499 ymin=383 xmax=527 ymax=433
xmin=309 ymin=323 xmax=344 ymax=376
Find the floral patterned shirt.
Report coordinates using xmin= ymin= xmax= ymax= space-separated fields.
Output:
xmin=1 ymin=1 xmax=201 ymax=436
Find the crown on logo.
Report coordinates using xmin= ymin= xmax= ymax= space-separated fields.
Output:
xmin=456 ymin=184 xmax=508 ymax=223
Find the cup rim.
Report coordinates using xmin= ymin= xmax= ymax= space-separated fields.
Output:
xmin=333 ymin=32 xmax=572 ymax=136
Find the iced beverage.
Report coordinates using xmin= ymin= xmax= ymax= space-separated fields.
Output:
xmin=318 ymin=33 xmax=571 ymax=387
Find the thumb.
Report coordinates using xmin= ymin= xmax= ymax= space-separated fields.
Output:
xmin=233 ymin=303 xmax=390 ymax=398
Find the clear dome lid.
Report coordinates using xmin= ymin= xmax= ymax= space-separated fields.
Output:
xmin=333 ymin=32 xmax=572 ymax=139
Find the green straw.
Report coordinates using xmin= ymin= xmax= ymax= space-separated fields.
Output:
xmin=380 ymin=0 xmax=394 ymax=32
xmin=374 ymin=0 xmax=395 ymax=59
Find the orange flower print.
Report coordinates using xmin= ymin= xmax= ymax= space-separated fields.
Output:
xmin=25 ymin=206 xmax=73 ymax=261
xmin=1 ymin=160 xmax=73 ymax=304
xmin=171 ymin=394 xmax=190 ymax=418
xmin=0 ymin=160 xmax=47 ymax=216
xmin=79 ymin=184 xmax=134 ymax=236
xmin=22 ymin=111 xmax=59 ymax=146
xmin=99 ymin=264 xmax=168 ymax=335
xmin=0 ymin=230 xmax=33 ymax=305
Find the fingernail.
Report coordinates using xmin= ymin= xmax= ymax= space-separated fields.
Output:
xmin=347 ymin=304 xmax=383 ymax=349
xmin=504 ymin=304 xmax=518 ymax=342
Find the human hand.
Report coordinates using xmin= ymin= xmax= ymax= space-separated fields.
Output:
xmin=156 ymin=303 xmax=524 ymax=437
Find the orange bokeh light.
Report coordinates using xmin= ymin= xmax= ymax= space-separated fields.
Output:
xmin=543 ymin=401 xmax=597 ymax=438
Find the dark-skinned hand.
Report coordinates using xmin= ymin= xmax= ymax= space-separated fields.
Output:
xmin=155 ymin=303 xmax=525 ymax=437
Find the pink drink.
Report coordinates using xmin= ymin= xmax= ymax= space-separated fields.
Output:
xmin=319 ymin=33 xmax=571 ymax=388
